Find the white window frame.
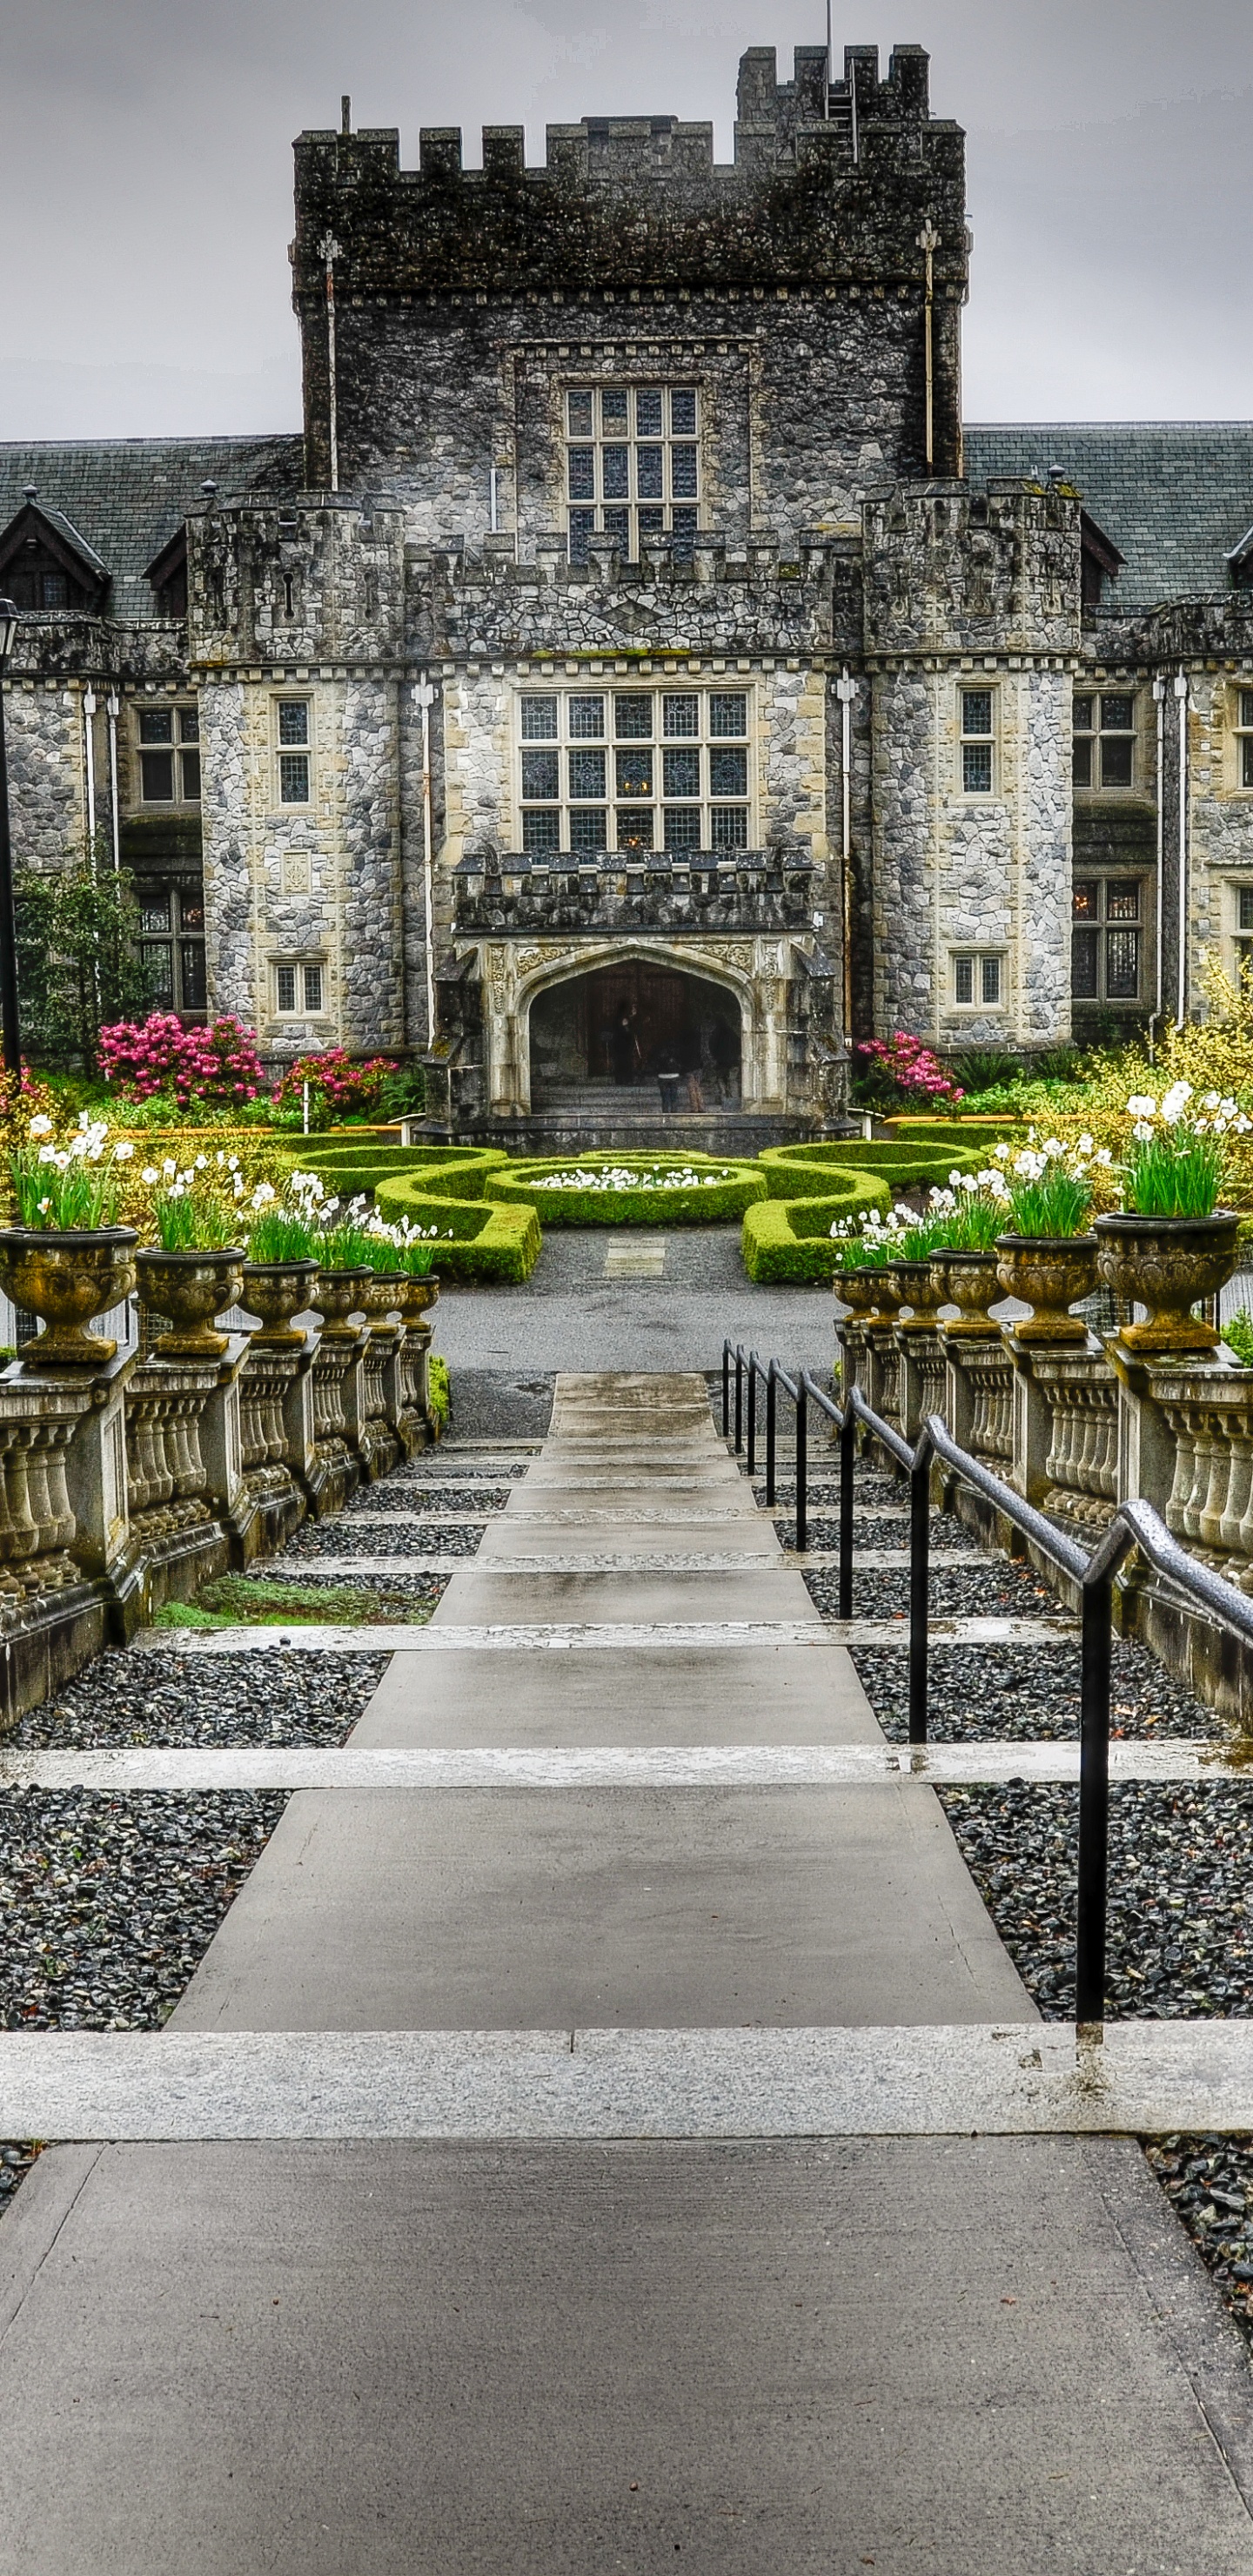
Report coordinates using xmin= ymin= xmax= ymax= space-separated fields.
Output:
xmin=957 ymin=687 xmax=996 ymax=798
xmin=1073 ymin=689 xmax=1138 ymax=794
xmin=1233 ymin=687 xmax=1253 ymax=794
xmin=272 ymin=959 xmax=327 ymax=1018
xmin=134 ymin=698 xmax=200 ymax=808
xmin=271 ymin=696 xmax=313 ymax=808
xmin=514 ymin=684 xmax=754 ymax=857
xmin=564 ymin=383 xmax=702 ymax=564
xmin=950 ymin=950 xmax=1006 ymax=1009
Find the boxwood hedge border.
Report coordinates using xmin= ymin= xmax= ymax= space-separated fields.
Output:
xmin=372 ymin=1178 xmax=542 ymax=1282
xmin=741 ymin=1175 xmax=892 ymax=1284
xmin=483 ymin=1153 xmax=767 ymax=1227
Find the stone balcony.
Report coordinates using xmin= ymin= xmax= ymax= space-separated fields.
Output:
xmin=451 ymin=845 xmax=819 ymax=938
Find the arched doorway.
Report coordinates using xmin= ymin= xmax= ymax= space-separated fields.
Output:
xmin=529 ymin=961 xmax=743 ymax=1110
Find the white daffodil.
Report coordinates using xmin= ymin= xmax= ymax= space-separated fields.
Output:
xmin=28 ymin=1113 xmax=53 ymax=1138
xmin=113 ymin=1141 xmax=135 ymax=1162
xmin=141 ymin=1165 xmax=158 ymax=1185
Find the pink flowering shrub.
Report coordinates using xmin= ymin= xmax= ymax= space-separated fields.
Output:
xmin=98 ymin=1012 xmax=264 ymax=1104
xmin=855 ymin=1032 xmax=964 ymax=1110
xmin=271 ymin=1049 xmax=405 ymax=1120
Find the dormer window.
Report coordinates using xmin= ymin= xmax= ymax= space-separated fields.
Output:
xmin=0 ymin=493 xmax=106 ymax=614
xmin=1080 ymin=511 xmax=1124 ymax=609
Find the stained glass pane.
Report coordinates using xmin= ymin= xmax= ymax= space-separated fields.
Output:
xmin=1239 ymin=886 xmax=1253 ymax=930
xmin=138 ymin=710 xmax=173 ymax=745
xmin=981 ymin=955 xmax=1001 ymax=1004
xmin=709 ymin=694 xmax=747 ymax=737
xmin=603 ymin=507 xmax=630 ymax=545
xmin=567 ymin=448 xmax=595 ymax=500
xmin=954 ymin=956 xmax=974 ymax=1003
xmin=1071 ymin=928 xmax=1099 ymax=998
xmin=1101 ymin=694 xmax=1135 ymax=731
xmin=637 ymin=446 xmax=664 ymax=500
xmin=614 ymin=696 xmax=653 ymax=739
xmin=671 ymin=446 xmax=698 ymax=499
xmin=568 ymin=511 xmax=594 ymax=566
xmin=569 ymin=748 xmax=606 ymax=799
xmin=710 ymin=747 xmax=747 ymax=796
xmin=710 ymin=806 xmax=747 ymax=849
xmin=615 ymin=747 xmax=653 ymax=797
xmin=178 ymin=707 xmax=199 ymax=742
xmin=601 ymin=388 xmax=628 ymax=429
xmin=520 ymin=698 xmax=558 ymax=740
xmin=670 ymin=390 xmax=697 ymax=435
xmin=663 ymin=807 xmax=702 ymax=850
xmin=278 ymin=753 xmax=310 ymax=804
xmin=962 ymin=690 xmax=992 ymax=736
xmin=636 ymin=391 xmax=663 ymax=438
xmin=602 ymin=446 xmax=630 ymax=500
xmin=1106 ymin=882 xmax=1140 ymax=921
xmin=1072 ymin=695 xmax=1094 ymax=732
xmin=962 ymin=742 xmax=992 ymax=793
xmin=569 ymin=808 xmax=607 ymax=853
xmin=568 ymin=697 xmax=604 ymax=739
xmin=1105 ymin=929 xmax=1140 ymax=998
xmin=278 ymin=701 xmax=309 ymax=745
xmin=521 ymin=750 xmax=559 ymax=801
xmin=522 ymin=809 xmax=560 ymax=853
xmin=1072 ymin=882 xmax=1099 ymax=919
xmin=662 ymin=748 xmax=700 ymax=798
xmin=616 ymin=809 xmax=653 ymax=849
xmin=566 ymin=388 xmax=593 ymax=437
xmin=663 ymin=694 xmax=699 ymax=737
xmin=180 ymin=943 xmax=206 ymax=1010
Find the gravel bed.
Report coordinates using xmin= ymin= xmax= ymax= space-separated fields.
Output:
xmin=751 ymin=1474 xmax=904 ymax=1514
xmin=804 ymin=1556 xmax=1058 ymax=1624
xmin=284 ymin=1519 xmax=480 ymax=1560
xmin=6 ymin=1649 xmax=389 ymax=1748
xmin=774 ymin=1513 xmax=947 ymax=1554
xmin=1143 ymin=2139 xmax=1253 ymax=2346
xmin=936 ymin=1781 xmax=1253 ymax=2018
xmin=0 ymin=2142 xmax=38 ymax=2217
xmin=385 ymin=1486 xmax=513 ymax=1513
xmin=0 ymin=1788 xmax=287 ymax=2029
xmin=851 ymin=1634 xmax=1218 ymax=1743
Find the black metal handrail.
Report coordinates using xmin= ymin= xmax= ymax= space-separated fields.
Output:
xmin=720 ymin=1336 xmax=1253 ymax=2026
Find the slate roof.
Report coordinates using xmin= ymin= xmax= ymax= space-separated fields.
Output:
xmin=965 ymin=424 xmax=1253 ymax=610
xmin=0 ymin=436 xmax=302 ymax=623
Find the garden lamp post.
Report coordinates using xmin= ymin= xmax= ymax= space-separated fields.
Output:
xmin=0 ymin=598 xmax=21 ymax=1075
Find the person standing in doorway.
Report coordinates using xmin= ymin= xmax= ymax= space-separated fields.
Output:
xmin=680 ymin=1023 xmax=705 ymax=1113
xmin=710 ymin=1014 xmax=740 ymax=1105
xmin=612 ymin=1008 xmax=639 ymax=1087
xmin=656 ymin=1048 xmax=680 ymax=1116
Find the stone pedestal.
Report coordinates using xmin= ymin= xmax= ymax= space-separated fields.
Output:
xmin=895 ymin=1325 xmax=947 ymax=1444
xmin=1002 ymin=1326 xmax=1103 ymax=1509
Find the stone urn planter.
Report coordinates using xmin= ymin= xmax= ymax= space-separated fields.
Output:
xmin=834 ymin=1265 xmax=885 ymax=1319
xmin=0 ymin=1226 xmax=139 ymax=1365
xmin=932 ymin=1249 xmax=1002 ymax=1336
xmin=1094 ymin=1211 xmax=1242 ymax=1356
xmin=995 ymin=1233 xmax=1098 ymax=1345
xmin=312 ymin=1266 xmax=373 ymax=1338
xmin=240 ymin=1258 xmax=320 ymax=1349
xmin=136 ymin=1246 xmax=245 ymax=1359
xmin=393 ymin=1273 xmax=440 ymax=1327
xmin=361 ymin=1272 xmax=404 ymax=1324
xmin=890 ymin=1257 xmax=947 ymax=1329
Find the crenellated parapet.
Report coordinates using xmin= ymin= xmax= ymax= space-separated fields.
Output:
xmin=410 ymin=532 xmax=859 ymax=663
xmin=291 ymin=46 xmax=963 ymax=303
xmin=861 ymin=480 xmax=1082 ymax=661
xmin=186 ymin=497 xmax=409 ymax=672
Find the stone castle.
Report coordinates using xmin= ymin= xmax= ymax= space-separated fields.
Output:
xmin=3 ymin=38 xmax=1253 ymax=1137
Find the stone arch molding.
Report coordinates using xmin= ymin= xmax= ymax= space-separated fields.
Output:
xmin=467 ymin=934 xmax=795 ymax=1116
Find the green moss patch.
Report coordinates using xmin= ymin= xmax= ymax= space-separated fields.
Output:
xmin=154 ymin=1575 xmax=439 ymax=1629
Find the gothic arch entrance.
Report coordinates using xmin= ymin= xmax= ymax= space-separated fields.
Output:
xmin=529 ymin=960 xmax=742 ymax=1109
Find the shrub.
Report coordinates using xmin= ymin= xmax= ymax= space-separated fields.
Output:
xmin=427 ymin=1356 xmax=450 ymax=1428
xmin=757 ymin=1142 xmax=982 ymax=1198
xmin=741 ymin=1176 xmax=892 ymax=1283
xmin=854 ymin=1032 xmax=963 ymax=1110
xmin=100 ymin=1012 xmax=265 ymax=1106
xmin=373 ymin=1177 xmax=542 ymax=1282
xmin=271 ymin=1049 xmax=425 ymax=1127
xmin=485 ymin=1154 xmax=767 ymax=1227
xmin=16 ymin=861 xmax=156 ymax=1074
xmin=275 ymin=1143 xmax=511 ymax=1202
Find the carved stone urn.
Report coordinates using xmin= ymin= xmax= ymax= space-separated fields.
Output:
xmin=393 ymin=1274 xmax=440 ymax=1327
xmin=933 ymin=1249 xmax=1002 ymax=1336
xmin=995 ymin=1233 xmax=1099 ymax=1344
xmin=239 ymin=1258 xmax=320 ymax=1348
xmin=0 ymin=1227 xmax=138 ymax=1365
xmin=890 ymin=1256 xmax=947 ymax=1329
xmin=834 ymin=1265 xmax=885 ymax=1319
xmin=312 ymin=1266 xmax=373 ymax=1338
xmin=135 ymin=1245 xmax=245 ymax=1359
xmin=1094 ymin=1211 xmax=1242 ymax=1355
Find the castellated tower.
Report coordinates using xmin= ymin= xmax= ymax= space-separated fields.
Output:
xmin=184 ymin=39 xmax=979 ymax=1129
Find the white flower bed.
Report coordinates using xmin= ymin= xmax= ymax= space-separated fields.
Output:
xmin=532 ymin=1164 xmax=736 ymax=1193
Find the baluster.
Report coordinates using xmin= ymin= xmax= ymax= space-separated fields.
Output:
xmin=18 ymin=1425 xmax=55 ymax=1558
xmin=1199 ymin=1397 xmax=1235 ymax=1552
xmin=38 ymin=1423 xmax=77 ymax=1553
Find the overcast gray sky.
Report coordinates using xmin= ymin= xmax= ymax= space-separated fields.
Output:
xmin=3 ymin=0 xmax=1250 ymax=438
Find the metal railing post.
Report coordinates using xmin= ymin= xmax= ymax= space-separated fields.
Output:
xmin=908 ymin=1440 xmax=930 ymax=1743
xmin=795 ymin=1373 xmax=807 ymax=1552
xmin=766 ymin=1362 xmax=777 ymax=1508
xmin=734 ymin=1345 xmax=743 ymax=1453
xmin=1075 ymin=1569 xmax=1112 ymax=2027
xmin=722 ymin=1341 xmax=731 ymax=1439
xmin=747 ymin=1352 xmax=757 ymax=1477
xmin=839 ymin=1400 xmax=855 ymax=1620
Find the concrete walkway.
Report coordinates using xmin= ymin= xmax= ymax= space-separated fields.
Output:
xmin=3 ymin=1374 xmax=1253 ymax=2571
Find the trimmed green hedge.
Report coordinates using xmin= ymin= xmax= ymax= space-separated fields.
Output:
xmin=278 ymin=1144 xmax=511 ymax=1202
xmin=741 ymin=1176 xmax=893 ymax=1284
xmin=757 ymin=1140 xmax=983 ymax=1198
xmin=879 ymin=1118 xmax=1025 ymax=1149
xmin=484 ymin=1152 xmax=767 ymax=1227
xmin=372 ymin=1179 xmax=542 ymax=1282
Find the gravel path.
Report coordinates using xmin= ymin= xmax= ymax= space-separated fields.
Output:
xmin=850 ymin=1635 xmax=1216 ymax=1744
xmin=936 ymin=1781 xmax=1253 ymax=2019
xmin=0 ymin=1788 xmax=288 ymax=2029
xmin=6 ymin=1650 xmax=390 ymax=1748
xmin=0 ymin=2142 xmax=37 ymax=2214
xmin=803 ymin=1556 xmax=1059 ymax=1624
xmin=285 ymin=1519 xmax=480 ymax=1560
xmin=1143 ymin=2139 xmax=1253 ymax=2348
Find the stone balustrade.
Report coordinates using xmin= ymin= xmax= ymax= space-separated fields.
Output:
xmin=0 ymin=1298 xmax=443 ymax=1733
xmin=836 ymin=1298 xmax=1253 ymax=1726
